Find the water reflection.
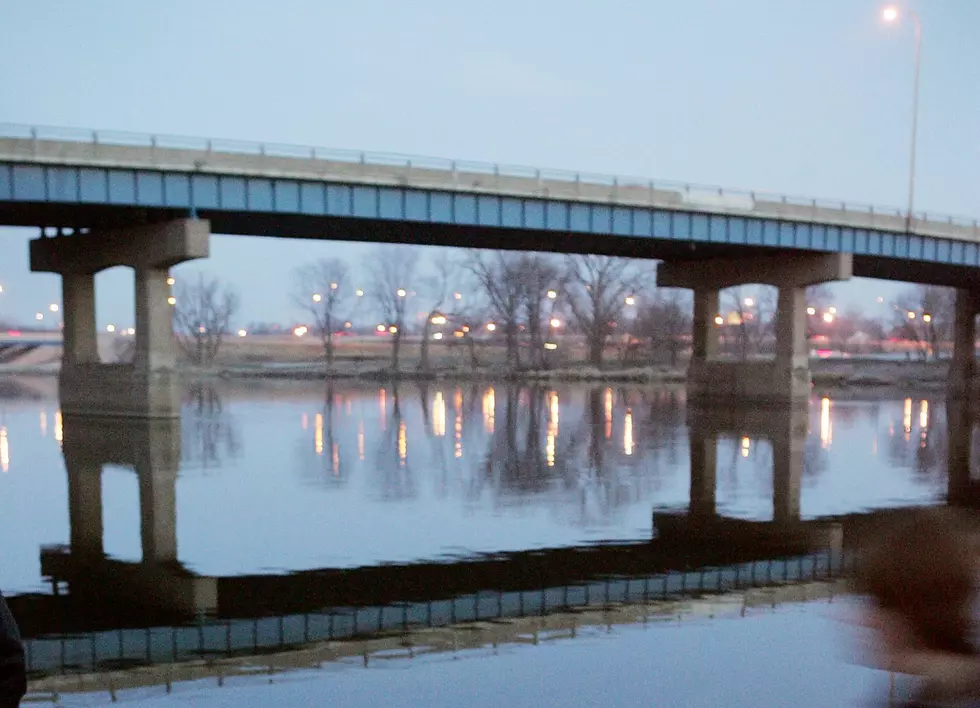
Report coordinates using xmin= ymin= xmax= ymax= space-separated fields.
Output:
xmin=1 ymin=380 xmax=973 ymax=686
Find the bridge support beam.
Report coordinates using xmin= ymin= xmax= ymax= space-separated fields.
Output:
xmin=658 ymin=252 xmax=852 ymax=402
xmin=949 ymin=289 xmax=980 ymax=398
xmin=30 ymin=219 xmax=209 ymax=418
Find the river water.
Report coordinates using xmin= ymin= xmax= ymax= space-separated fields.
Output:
xmin=0 ymin=376 xmax=966 ymax=706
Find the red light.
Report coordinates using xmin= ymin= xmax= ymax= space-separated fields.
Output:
xmin=7 ymin=330 xmax=20 ymax=337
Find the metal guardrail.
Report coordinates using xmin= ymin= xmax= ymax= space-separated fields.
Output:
xmin=1 ymin=122 xmax=977 ymax=230
xmin=24 ymin=551 xmax=849 ymax=677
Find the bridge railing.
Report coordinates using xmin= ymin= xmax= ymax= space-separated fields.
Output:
xmin=2 ymin=122 xmax=977 ymax=230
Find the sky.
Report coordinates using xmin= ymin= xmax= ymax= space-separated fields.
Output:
xmin=0 ymin=0 xmax=977 ymax=329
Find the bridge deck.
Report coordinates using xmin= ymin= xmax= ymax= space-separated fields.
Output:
xmin=0 ymin=133 xmax=977 ymax=244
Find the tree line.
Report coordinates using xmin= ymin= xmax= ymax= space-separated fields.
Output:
xmin=171 ymin=245 xmax=964 ymax=369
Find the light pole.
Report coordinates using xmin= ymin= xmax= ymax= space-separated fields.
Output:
xmin=882 ymin=6 xmax=922 ymax=232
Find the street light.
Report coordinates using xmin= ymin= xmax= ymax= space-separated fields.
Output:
xmin=550 ymin=318 xmax=561 ymax=328
xmin=625 ymin=295 xmax=635 ymax=306
xmin=743 ymin=297 xmax=754 ymax=308
xmin=923 ymin=313 xmax=933 ymax=323
xmin=312 ymin=293 xmax=322 ymax=303
xmin=396 ymin=288 xmax=407 ymax=298
xmin=546 ymin=290 xmax=557 ymax=300
xmin=883 ymin=5 xmax=923 ymax=230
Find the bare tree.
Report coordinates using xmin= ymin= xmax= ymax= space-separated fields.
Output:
xmin=173 ymin=273 xmax=239 ymax=367
xmin=292 ymin=258 xmax=353 ymax=370
xmin=466 ymin=251 xmax=526 ymax=370
xmin=417 ymin=252 xmax=460 ymax=373
xmin=519 ymin=254 xmax=565 ymax=369
xmin=892 ymin=285 xmax=956 ymax=360
xmin=635 ymin=290 xmax=692 ymax=367
xmin=723 ymin=286 xmax=776 ymax=360
xmin=565 ymin=255 xmax=646 ymax=368
xmin=369 ymin=245 xmax=420 ymax=372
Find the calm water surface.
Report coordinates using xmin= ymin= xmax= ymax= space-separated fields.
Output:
xmin=0 ymin=376 xmax=965 ymax=705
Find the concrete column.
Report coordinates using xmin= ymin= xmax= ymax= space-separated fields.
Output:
xmin=775 ymin=287 xmax=807 ymax=367
xmin=133 ymin=267 xmax=176 ymax=371
xmin=946 ymin=400 xmax=973 ymax=505
xmin=138 ymin=462 xmax=178 ymax=565
xmin=692 ymin=289 xmax=719 ymax=362
xmin=688 ymin=425 xmax=717 ymax=518
xmin=61 ymin=273 xmax=99 ymax=365
xmin=771 ymin=409 xmax=807 ymax=524
xmin=67 ymin=461 xmax=104 ymax=558
xmin=949 ymin=290 xmax=979 ymax=397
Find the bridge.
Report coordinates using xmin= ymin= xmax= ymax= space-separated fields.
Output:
xmin=3 ymin=124 xmax=980 ymax=414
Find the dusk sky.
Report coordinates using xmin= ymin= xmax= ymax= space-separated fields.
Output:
xmin=0 ymin=0 xmax=977 ymax=328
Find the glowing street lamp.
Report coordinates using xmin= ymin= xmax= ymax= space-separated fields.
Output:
xmin=806 ymin=307 xmax=817 ymax=316
xmin=550 ymin=318 xmax=562 ymax=328
xmin=923 ymin=313 xmax=933 ymax=323
xmin=376 ymin=324 xmax=386 ymax=333
xmin=396 ymin=288 xmax=407 ymax=298
xmin=823 ymin=313 xmax=835 ymax=324
xmin=237 ymin=329 xmax=247 ymax=337
xmin=312 ymin=293 xmax=322 ymax=303
xmin=167 ymin=296 xmax=176 ymax=306
xmin=356 ymin=289 xmax=364 ymax=297
xmin=546 ymin=290 xmax=557 ymax=300
xmin=486 ymin=322 xmax=497 ymax=332
xmin=330 ymin=282 xmax=338 ymax=290
xmin=714 ymin=315 xmax=724 ymax=326
xmin=453 ymin=292 xmax=462 ymax=300
xmin=166 ymin=277 xmax=175 ymax=286
xmin=49 ymin=303 xmax=59 ymax=313
xmin=388 ymin=325 xmax=398 ymax=334
xmin=430 ymin=314 xmax=447 ymax=325
xmin=907 ymin=311 xmax=917 ymax=320
xmin=106 ymin=324 xmax=115 ymax=332
xmin=743 ymin=297 xmax=754 ymax=308
xmin=35 ymin=313 xmax=43 ymax=321
xmin=625 ymin=295 xmax=635 ymax=306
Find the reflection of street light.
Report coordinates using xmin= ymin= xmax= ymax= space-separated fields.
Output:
xmin=882 ymin=5 xmax=923 ymax=229
xmin=544 ymin=342 xmax=558 ymax=350
xmin=546 ymin=290 xmax=557 ymax=299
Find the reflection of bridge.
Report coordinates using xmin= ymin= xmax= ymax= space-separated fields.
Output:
xmin=5 ymin=126 xmax=980 ymax=414
xmin=7 ymin=411 xmax=861 ymax=677
xmin=27 ymin=579 xmax=843 ymax=698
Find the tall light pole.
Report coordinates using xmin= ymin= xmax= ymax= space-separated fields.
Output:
xmin=882 ymin=6 xmax=922 ymax=232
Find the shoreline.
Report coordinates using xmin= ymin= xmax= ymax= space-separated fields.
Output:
xmin=0 ymin=359 xmax=953 ymax=392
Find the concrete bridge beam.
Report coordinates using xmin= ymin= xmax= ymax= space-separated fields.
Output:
xmin=30 ymin=219 xmax=209 ymax=418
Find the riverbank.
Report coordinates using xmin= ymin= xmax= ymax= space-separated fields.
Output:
xmin=0 ymin=357 xmax=953 ymax=387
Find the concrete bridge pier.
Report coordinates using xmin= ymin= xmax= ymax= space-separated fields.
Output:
xmin=949 ymin=289 xmax=980 ymax=398
xmin=658 ymin=253 xmax=852 ymax=402
xmin=30 ymin=219 xmax=209 ymax=418
xmin=686 ymin=405 xmax=807 ymax=523
xmin=52 ymin=415 xmax=217 ymax=617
